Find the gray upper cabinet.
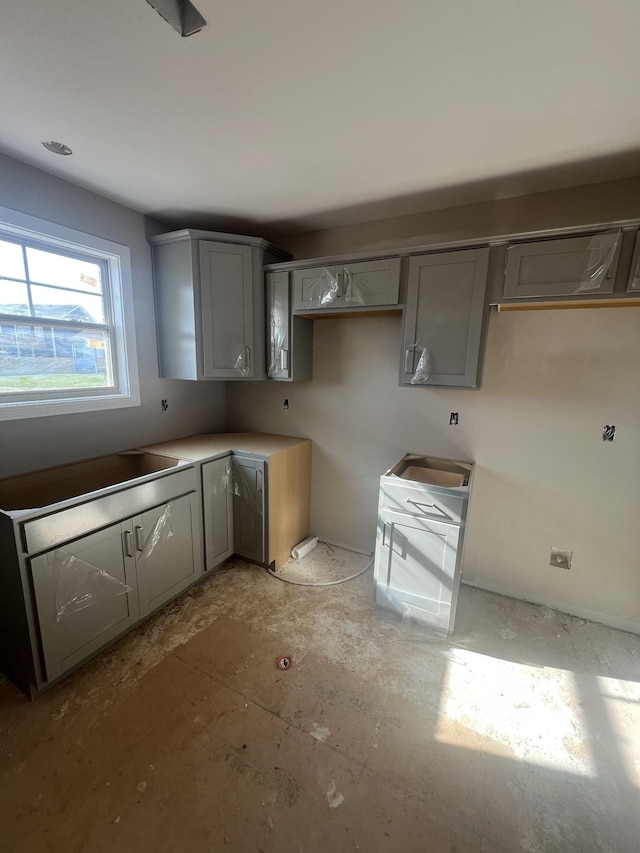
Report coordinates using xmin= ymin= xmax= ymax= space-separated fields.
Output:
xmin=400 ymin=247 xmax=489 ymax=388
xmin=150 ymin=229 xmax=290 ymax=381
xmin=266 ymin=271 xmax=313 ymax=381
xmin=503 ymin=230 xmax=621 ymax=300
xmin=292 ymin=257 xmax=400 ymax=313
xmin=627 ymin=232 xmax=640 ymax=292
xmin=199 ymin=241 xmax=254 ymax=378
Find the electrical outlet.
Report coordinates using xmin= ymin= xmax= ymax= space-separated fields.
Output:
xmin=449 ymin=412 xmax=459 ymax=425
xmin=283 ymin=399 xmax=289 ymax=410
xmin=602 ymin=425 xmax=616 ymax=442
xmin=550 ymin=547 xmax=572 ymax=570
xmin=161 ymin=399 xmax=168 ymax=412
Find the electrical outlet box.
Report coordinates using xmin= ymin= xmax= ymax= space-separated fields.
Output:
xmin=550 ymin=547 xmax=572 ymax=570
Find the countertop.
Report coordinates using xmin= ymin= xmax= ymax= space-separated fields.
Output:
xmin=141 ymin=433 xmax=310 ymax=462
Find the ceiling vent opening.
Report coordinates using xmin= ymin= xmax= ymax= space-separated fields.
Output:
xmin=144 ymin=0 xmax=207 ymax=37
xmin=42 ymin=141 xmax=73 ymax=156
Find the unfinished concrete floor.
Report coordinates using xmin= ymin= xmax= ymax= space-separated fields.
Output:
xmin=1 ymin=543 xmax=639 ymax=852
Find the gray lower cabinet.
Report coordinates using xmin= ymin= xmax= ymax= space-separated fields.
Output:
xmin=134 ymin=493 xmax=200 ymax=617
xmin=29 ymin=492 xmax=199 ymax=682
xmin=400 ymin=247 xmax=489 ymax=387
xmin=266 ymin=271 xmax=313 ymax=381
xmin=503 ymin=230 xmax=621 ymax=299
xmin=374 ymin=454 xmax=472 ymax=635
xmin=202 ymin=456 xmax=234 ymax=570
xmin=292 ymin=257 xmax=401 ymax=312
xmin=232 ymin=456 xmax=266 ymax=564
xmin=30 ymin=522 xmax=138 ymax=682
xmin=150 ymin=229 xmax=289 ymax=381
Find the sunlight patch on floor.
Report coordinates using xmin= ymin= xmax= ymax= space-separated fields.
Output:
xmin=435 ymin=648 xmax=598 ymax=777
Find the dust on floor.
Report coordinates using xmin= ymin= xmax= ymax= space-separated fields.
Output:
xmin=0 ymin=543 xmax=639 ymax=852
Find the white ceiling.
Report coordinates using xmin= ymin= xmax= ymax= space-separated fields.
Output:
xmin=1 ymin=0 xmax=640 ymax=236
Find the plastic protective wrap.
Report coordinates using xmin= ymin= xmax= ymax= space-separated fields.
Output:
xmin=230 ymin=458 xmax=264 ymax=515
xmin=268 ymin=302 xmax=287 ymax=377
xmin=306 ymin=269 xmax=340 ymax=308
xmin=233 ymin=347 xmax=251 ymax=377
xmin=574 ymin=237 xmax=618 ymax=293
xmin=343 ymin=268 xmax=365 ymax=306
xmin=204 ymin=457 xmax=233 ymax=502
xmin=506 ymin=232 xmax=619 ymax=295
xmin=54 ymin=550 xmax=133 ymax=622
xmin=410 ymin=345 xmax=433 ymax=385
xmin=140 ymin=504 xmax=175 ymax=560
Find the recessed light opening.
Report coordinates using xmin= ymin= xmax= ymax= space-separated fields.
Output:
xmin=42 ymin=141 xmax=73 ymax=156
xmin=144 ymin=0 xmax=207 ymax=37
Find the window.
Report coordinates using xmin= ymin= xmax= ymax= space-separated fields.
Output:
xmin=0 ymin=206 xmax=139 ymax=420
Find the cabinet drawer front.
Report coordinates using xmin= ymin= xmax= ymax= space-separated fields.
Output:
xmin=504 ymin=231 xmax=620 ymax=299
xmin=292 ymin=266 xmax=342 ymax=311
xmin=381 ymin=480 xmax=465 ymax=524
xmin=22 ymin=468 xmax=197 ymax=555
xmin=343 ymin=258 xmax=400 ymax=306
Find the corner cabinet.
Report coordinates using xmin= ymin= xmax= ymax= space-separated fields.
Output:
xmin=150 ymin=229 xmax=290 ymax=380
xmin=400 ymin=247 xmax=489 ymax=388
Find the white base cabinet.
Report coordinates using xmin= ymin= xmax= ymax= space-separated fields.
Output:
xmin=374 ymin=454 xmax=473 ymax=635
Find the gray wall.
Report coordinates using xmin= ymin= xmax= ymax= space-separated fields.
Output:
xmin=0 ymin=154 xmax=226 ymax=477
xmin=229 ymin=178 xmax=640 ymax=632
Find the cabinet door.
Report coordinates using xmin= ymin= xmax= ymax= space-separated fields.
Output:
xmin=401 ymin=248 xmax=489 ymax=387
xmin=266 ymin=271 xmax=313 ymax=381
xmin=199 ymin=240 xmax=255 ymax=378
xmin=232 ymin=456 xmax=266 ymax=564
xmin=135 ymin=493 xmax=199 ymax=617
xmin=30 ymin=522 xmax=137 ymax=681
xmin=374 ymin=509 xmax=460 ymax=634
xmin=202 ymin=456 xmax=234 ymax=571
xmin=266 ymin=271 xmax=291 ymax=379
xmin=627 ymin=232 xmax=640 ymax=292
xmin=343 ymin=258 xmax=401 ymax=307
xmin=292 ymin=266 xmax=342 ymax=311
xmin=504 ymin=231 xmax=620 ymax=299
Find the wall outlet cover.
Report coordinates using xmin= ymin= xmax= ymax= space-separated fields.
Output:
xmin=550 ymin=547 xmax=572 ymax=570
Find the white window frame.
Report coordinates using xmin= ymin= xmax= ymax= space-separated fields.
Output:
xmin=0 ymin=205 xmax=140 ymax=420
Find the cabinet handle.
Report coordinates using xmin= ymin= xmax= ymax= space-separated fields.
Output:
xmin=280 ymin=349 xmax=289 ymax=370
xmin=404 ymin=348 xmax=415 ymax=374
xmin=336 ymin=271 xmax=342 ymax=298
xmin=256 ymin=469 xmax=263 ymax=493
xmin=245 ymin=346 xmax=251 ymax=372
xmin=134 ymin=525 xmax=144 ymax=552
xmin=123 ymin=530 xmax=133 ymax=558
xmin=382 ymin=522 xmax=391 ymax=547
